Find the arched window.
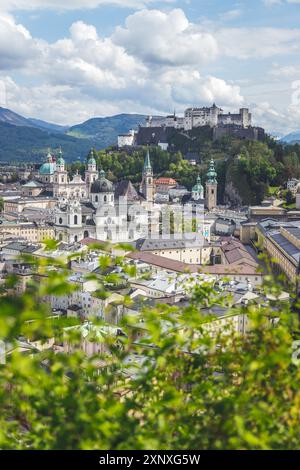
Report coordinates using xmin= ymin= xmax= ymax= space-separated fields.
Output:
xmin=111 ymin=195 xmax=114 ymax=202
xmin=104 ymin=195 xmax=107 ymax=203
xmin=84 ymin=231 xmax=89 ymax=239
xmin=95 ymin=195 xmax=98 ymax=203
xmin=74 ymin=215 xmax=78 ymax=225
xmin=59 ymin=217 xmax=63 ymax=225
xmin=74 ymin=235 xmax=78 ymax=242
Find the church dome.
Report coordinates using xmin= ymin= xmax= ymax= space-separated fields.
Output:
xmin=88 ymin=157 xmax=96 ymax=166
xmin=55 ymin=148 xmax=64 ymax=166
xmin=192 ymin=175 xmax=204 ymax=193
xmin=87 ymin=149 xmax=97 ymax=166
xmin=39 ymin=161 xmax=56 ymax=175
xmin=40 ymin=151 xmax=56 ymax=175
xmin=91 ymin=171 xmax=113 ymax=193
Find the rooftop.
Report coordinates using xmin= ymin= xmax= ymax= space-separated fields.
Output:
xmin=127 ymin=252 xmax=259 ymax=276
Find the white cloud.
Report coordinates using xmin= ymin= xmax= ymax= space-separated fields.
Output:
xmin=216 ymin=27 xmax=300 ymax=59
xmin=2 ymin=7 xmax=300 ymax=133
xmin=219 ymin=9 xmax=243 ymax=22
xmin=0 ymin=14 xmax=41 ymax=69
xmin=270 ymin=64 xmax=300 ymax=78
xmin=113 ymin=9 xmax=219 ymax=66
xmin=0 ymin=0 xmax=168 ymax=11
xmin=0 ymin=10 xmax=243 ymax=124
xmin=252 ymin=100 xmax=300 ymax=134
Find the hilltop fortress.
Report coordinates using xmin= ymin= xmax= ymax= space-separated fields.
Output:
xmin=146 ymin=104 xmax=252 ymax=131
xmin=118 ymin=104 xmax=265 ymax=148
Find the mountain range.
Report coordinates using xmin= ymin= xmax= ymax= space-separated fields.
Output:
xmin=279 ymin=131 xmax=300 ymax=144
xmin=1 ymin=105 xmax=300 ymax=163
xmin=0 ymin=107 xmax=147 ymax=162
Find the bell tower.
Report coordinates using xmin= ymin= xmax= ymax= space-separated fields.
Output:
xmin=205 ymin=159 xmax=218 ymax=211
xmin=54 ymin=148 xmax=68 ymax=198
xmin=140 ymin=149 xmax=154 ymax=203
xmin=85 ymin=149 xmax=98 ymax=196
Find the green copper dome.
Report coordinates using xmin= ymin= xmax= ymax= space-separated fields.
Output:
xmin=206 ymin=159 xmax=217 ymax=184
xmin=192 ymin=175 xmax=204 ymax=193
xmin=40 ymin=151 xmax=56 ymax=175
xmin=39 ymin=162 xmax=56 ymax=175
xmin=56 ymin=149 xmax=65 ymax=166
xmin=88 ymin=149 xmax=96 ymax=166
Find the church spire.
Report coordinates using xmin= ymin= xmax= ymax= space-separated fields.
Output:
xmin=206 ymin=159 xmax=217 ymax=184
xmin=143 ymin=149 xmax=152 ymax=173
xmin=140 ymin=148 xmax=154 ymax=202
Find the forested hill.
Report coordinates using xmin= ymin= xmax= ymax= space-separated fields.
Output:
xmin=68 ymin=134 xmax=300 ymax=206
xmin=0 ymin=122 xmax=92 ymax=162
xmin=67 ymin=114 xmax=147 ymax=148
xmin=0 ymin=108 xmax=147 ymax=162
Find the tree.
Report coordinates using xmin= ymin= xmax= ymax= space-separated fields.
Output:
xmin=0 ymin=251 xmax=300 ymax=449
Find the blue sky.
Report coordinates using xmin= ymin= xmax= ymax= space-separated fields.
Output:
xmin=1 ymin=0 xmax=300 ymax=134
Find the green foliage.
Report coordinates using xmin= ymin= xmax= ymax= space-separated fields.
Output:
xmin=67 ymin=114 xmax=147 ymax=149
xmin=0 ymin=252 xmax=300 ymax=449
xmin=0 ymin=123 xmax=92 ymax=163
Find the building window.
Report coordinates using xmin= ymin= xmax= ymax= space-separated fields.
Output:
xmin=95 ymin=195 xmax=98 ymax=203
xmin=104 ymin=195 xmax=107 ymax=203
xmin=59 ymin=218 xmax=63 ymax=225
xmin=74 ymin=215 xmax=78 ymax=225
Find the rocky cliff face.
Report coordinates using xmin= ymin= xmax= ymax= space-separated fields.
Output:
xmin=224 ymin=181 xmax=243 ymax=207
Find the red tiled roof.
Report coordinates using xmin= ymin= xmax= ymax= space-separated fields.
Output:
xmin=155 ymin=178 xmax=177 ymax=186
xmin=127 ymin=252 xmax=259 ymax=276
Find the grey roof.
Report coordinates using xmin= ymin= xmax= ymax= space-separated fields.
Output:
xmin=284 ymin=227 xmax=300 ymax=239
xmin=114 ymin=180 xmax=141 ymax=202
xmin=2 ymin=242 xmax=40 ymax=253
xmin=135 ymin=236 xmax=207 ymax=251
xmin=270 ymin=232 xmax=300 ymax=265
xmin=22 ymin=180 xmax=44 ymax=188
xmin=216 ymin=218 xmax=236 ymax=226
xmin=91 ymin=177 xmax=114 ymax=194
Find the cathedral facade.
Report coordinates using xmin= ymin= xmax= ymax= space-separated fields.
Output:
xmin=53 ymin=150 xmax=155 ymax=244
xmin=35 ymin=148 xmax=218 ymax=244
